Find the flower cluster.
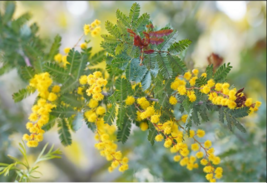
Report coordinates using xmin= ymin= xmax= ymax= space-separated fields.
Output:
xmin=131 ymin=96 xmax=223 ymax=182
xmin=94 ymin=121 xmax=129 ymax=172
xmin=83 ymin=19 xmax=101 ymax=37
xmin=54 ymin=47 xmax=71 ymax=68
xmin=79 ymin=71 xmax=128 ymax=172
xmin=170 ymin=69 xmax=261 ymax=113
xmin=23 ymin=72 xmax=59 ymax=147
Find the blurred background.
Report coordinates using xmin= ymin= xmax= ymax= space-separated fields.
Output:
xmin=0 ymin=1 xmax=266 ymax=181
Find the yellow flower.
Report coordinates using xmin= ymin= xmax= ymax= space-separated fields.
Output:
xmin=79 ymin=75 xmax=87 ymax=85
xmin=164 ymin=139 xmax=172 ymax=148
xmin=151 ymin=115 xmax=160 ymax=123
xmin=245 ymin=98 xmax=253 ymax=107
xmin=52 ymin=85 xmax=61 ymax=93
xmin=88 ymin=99 xmax=98 ymax=108
xmin=64 ymin=47 xmax=71 ymax=54
xmin=191 ymin=143 xmax=199 ymax=151
xmin=48 ymin=92 xmax=57 ymax=102
xmin=201 ymin=73 xmax=207 ymax=78
xmin=204 ymin=140 xmax=212 ymax=148
xmin=140 ymin=122 xmax=148 ymax=131
xmin=169 ymin=96 xmax=177 ymax=105
xmin=177 ymin=85 xmax=187 ymax=95
xmin=215 ymin=83 xmax=222 ymax=91
xmin=196 ymin=129 xmax=205 ymax=138
xmin=155 ymin=134 xmax=164 ymax=141
xmin=125 ymin=96 xmax=135 ymax=105
xmin=200 ymin=158 xmax=208 ymax=165
xmin=184 ymin=71 xmax=192 ymax=80
xmin=96 ymin=106 xmax=106 ymax=115
xmin=80 ymin=42 xmax=87 ymax=49
xmin=207 ymin=79 xmax=215 ymax=87
xmin=196 ymin=151 xmax=204 ymax=158
xmin=173 ymin=155 xmax=181 ymax=162
xmin=181 ymin=114 xmax=188 ymax=123
xmin=215 ymin=167 xmax=223 ymax=174
xmin=192 ymin=69 xmax=199 ymax=75
xmin=54 ymin=53 xmax=62 ymax=62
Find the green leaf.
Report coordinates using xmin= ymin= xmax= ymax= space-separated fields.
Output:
xmin=61 ymin=94 xmax=83 ymax=108
xmin=101 ymin=34 xmax=118 ymax=44
xmin=135 ymin=13 xmax=150 ymax=32
xmin=117 ymin=104 xmax=126 ymax=128
xmin=61 ymin=78 xmax=79 ymax=94
xmin=157 ymin=53 xmax=172 ymax=79
xmin=148 ymin=122 xmax=157 ymax=145
xmin=105 ymin=20 xmax=120 ymax=37
xmin=71 ymin=113 xmax=83 ymax=132
xmin=117 ymin=118 xmax=131 ymax=143
xmin=18 ymin=66 xmax=35 ymax=81
xmin=213 ymin=62 xmax=232 ymax=82
xmin=192 ymin=107 xmax=200 ymax=125
xmin=225 ymin=112 xmax=233 ymax=132
xmin=89 ymin=50 xmax=106 ymax=67
xmin=115 ymin=42 xmax=124 ymax=55
xmin=104 ymin=98 xmax=116 ymax=125
xmin=219 ymin=107 xmax=225 ymax=124
xmin=47 ymin=34 xmax=61 ymax=62
xmin=168 ymin=39 xmax=192 ymax=54
xmin=195 ymin=76 xmax=207 ymax=87
xmin=58 ymin=118 xmax=72 ymax=146
xmin=116 ymin=9 xmax=130 ymax=27
xmin=43 ymin=63 xmax=68 ymax=82
xmin=51 ymin=106 xmax=76 ymax=118
xmin=160 ymin=30 xmax=179 ymax=51
xmin=206 ymin=64 xmax=214 ymax=80
xmin=3 ymin=1 xmax=16 ymax=23
xmin=167 ymin=54 xmax=187 ymax=75
xmin=141 ymin=71 xmax=152 ymax=91
xmin=198 ymin=105 xmax=209 ymax=122
xmin=182 ymin=97 xmax=192 ymax=113
xmin=33 ymin=57 xmax=44 ymax=73
xmin=129 ymin=2 xmax=140 ymax=26
xmin=229 ymin=107 xmax=249 ymax=118
xmin=42 ymin=116 xmax=57 ymax=131
xmin=12 ymin=87 xmax=36 ymax=103
xmin=114 ymin=77 xmax=133 ymax=101
xmin=126 ymin=58 xmax=148 ymax=83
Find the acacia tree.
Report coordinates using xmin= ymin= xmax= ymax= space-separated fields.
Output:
xmin=0 ymin=2 xmax=262 ymax=182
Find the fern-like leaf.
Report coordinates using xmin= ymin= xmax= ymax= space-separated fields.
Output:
xmin=117 ymin=118 xmax=131 ymax=143
xmin=12 ymin=87 xmax=36 ymax=103
xmin=58 ymin=118 xmax=72 ymax=146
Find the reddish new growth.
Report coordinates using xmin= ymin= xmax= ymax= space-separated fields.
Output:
xmin=127 ymin=24 xmax=173 ymax=65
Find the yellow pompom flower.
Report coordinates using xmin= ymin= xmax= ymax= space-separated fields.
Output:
xmin=245 ymin=98 xmax=253 ymax=107
xmin=88 ymin=99 xmax=98 ymax=108
xmin=64 ymin=47 xmax=71 ymax=54
xmin=164 ymin=139 xmax=172 ymax=148
xmin=125 ymin=96 xmax=135 ymax=105
xmin=212 ymin=156 xmax=221 ymax=165
xmin=184 ymin=71 xmax=192 ymax=80
xmin=54 ymin=53 xmax=62 ymax=62
xmin=155 ymin=134 xmax=164 ymax=141
xmin=201 ymin=158 xmax=208 ymax=165
xmin=227 ymin=100 xmax=237 ymax=109
xmin=181 ymin=114 xmax=188 ymax=123
xmin=201 ymin=73 xmax=207 ymax=78
xmin=96 ymin=106 xmax=106 ymax=115
xmin=192 ymin=69 xmax=199 ymax=75
xmin=196 ymin=129 xmax=205 ymax=138
xmin=196 ymin=151 xmax=204 ymax=158
xmin=174 ymin=155 xmax=181 ymax=162
xmin=215 ymin=167 xmax=223 ymax=174
xmin=169 ymin=96 xmax=177 ymax=105
xmin=79 ymin=75 xmax=88 ymax=85
xmin=94 ymin=19 xmax=101 ymax=25
xmin=52 ymin=85 xmax=61 ymax=93
xmin=80 ymin=42 xmax=87 ymax=49
xmin=140 ymin=122 xmax=148 ymax=131
xmin=151 ymin=115 xmax=160 ymax=123
xmin=204 ymin=140 xmax=212 ymax=148
xmin=177 ymin=85 xmax=187 ymax=95
xmin=88 ymin=113 xmax=97 ymax=122
xmin=215 ymin=83 xmax=222 ymax=91
xmin=23 ymin=134 xmax=30 ymax=141
xmin=191 ymin=143 xmax=199 ymax=151
xmin=189 ymin=77 xmax=197 ymax=86
xmin=201 ymin=85 xmax=211 ymax=94
xmin=207 ymin=79 xmax=215 ymax=87
xmin=48 ymin=92 xmax=57 ymax=102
